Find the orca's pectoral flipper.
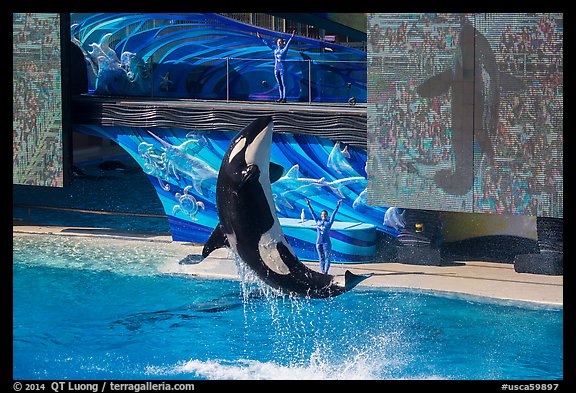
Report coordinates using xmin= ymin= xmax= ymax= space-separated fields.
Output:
xmin=344 ymin=270 xmax=373 ymax=292
xmin=499 ymin=72 xmax=527 ymax=93
xmin=202 ymin=225 xmax=229 ymax=258
xmin=238 ymin=162 xmax=283 ymax=189
xmin=269 ymin=162 xmax=285 ymax=184
xmin=417 ymin=68 xmax=453 ymax=98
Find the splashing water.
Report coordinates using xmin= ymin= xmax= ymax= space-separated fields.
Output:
xmin=180 ymin=252 xmax=423 ymax=380
xmin=159 ymin=354 xmax=381 ymax=380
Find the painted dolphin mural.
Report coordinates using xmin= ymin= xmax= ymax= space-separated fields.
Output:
xmin=147 ymin=131 xmax=218 ymax=195
xmin=271 ymin=164 xmax=365 ymax=211
xmin=201 ymin=116 xmax=372 ymax=298
xmin=417 ymin=17 xmax=525 ymax=195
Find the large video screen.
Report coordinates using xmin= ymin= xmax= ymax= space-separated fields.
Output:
xmin=13 ymin=13 xmax=66 ymax=187
xmin=317 ymin=13 xmax=367 ymax=33
xmin=367 ymin=13 xmax=563 ymax=218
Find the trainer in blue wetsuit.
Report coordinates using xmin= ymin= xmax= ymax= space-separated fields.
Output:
xmin=257 ymin=30 xmax=295 ymax=103
xmin=305 ymin=198 xmax=342 ymax=274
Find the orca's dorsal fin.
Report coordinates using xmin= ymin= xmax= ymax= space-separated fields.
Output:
xmin=202 ymin=225 xmax=229 ymax=258
xmin=269 ymin=162 xmax=285 ymax=184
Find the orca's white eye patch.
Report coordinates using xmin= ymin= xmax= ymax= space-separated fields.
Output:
xmin=228 ymin=137 xmax=246 ymax=164
xmin=245 ymin=123 xmax=272 ymax=167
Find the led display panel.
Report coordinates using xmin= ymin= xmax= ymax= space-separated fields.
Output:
xmin=367 ymin=13 xmax=562 ymax=218
xmin=13 ymin=13 xmax=67 ymax=187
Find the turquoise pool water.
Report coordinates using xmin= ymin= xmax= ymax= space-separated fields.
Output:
xmin=13 ymin=235 xmax=563 ymax=380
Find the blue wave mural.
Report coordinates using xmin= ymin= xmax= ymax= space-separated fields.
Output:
xmin=74 ymin=124 xmax=401 ymax=262
xmin=70 ymin=13 xmax=366 ymax=103
xmin=69 ymin=13 xmax=388 ymax=262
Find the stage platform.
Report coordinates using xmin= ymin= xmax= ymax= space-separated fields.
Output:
xmin=71 ymin=96 xmax=368 ymax=148
xmin=13 ymin=225 xmax=563 ymax=306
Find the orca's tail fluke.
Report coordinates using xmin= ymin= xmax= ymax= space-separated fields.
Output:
xmin=344 ymin=270 xmax=373 ymax=291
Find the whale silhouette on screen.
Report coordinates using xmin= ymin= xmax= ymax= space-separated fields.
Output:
xmin=416 ymin=18 xmax=525 ymax=195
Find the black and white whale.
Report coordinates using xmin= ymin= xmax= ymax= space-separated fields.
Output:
xmin=201 ymin=116 xmax=372 ymax=298
xmin=417 ymin=18 xmax=525 ymax=195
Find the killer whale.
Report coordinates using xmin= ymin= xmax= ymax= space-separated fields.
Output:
xmin=202 ymin=116 xmax=371 ymax=298
xmin=417 ymin=18 xmax=525 ymax=195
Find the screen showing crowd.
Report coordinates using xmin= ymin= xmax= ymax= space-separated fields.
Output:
xmin=13 ymin=13 xmax=65 ymax=187
xmin=367 ymin=13 xmax=562 ymax=218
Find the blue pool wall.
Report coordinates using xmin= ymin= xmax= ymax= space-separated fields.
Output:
xmin=74 ymin=124 xmax=400 ymax=263
xmin=70 ymin=13 xmax=366 ymax=103
xmin=281 ymin=218 xmax=378 ymax=263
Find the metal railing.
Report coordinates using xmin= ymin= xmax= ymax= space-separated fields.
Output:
xmin=87 ymin=57 xmax=367 ymax=105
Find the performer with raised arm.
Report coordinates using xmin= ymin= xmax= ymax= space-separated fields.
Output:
xmin=256 ymin=30 xmax=295 ymax=103
xmin=305 ymin=198 xmax=342 ymax=274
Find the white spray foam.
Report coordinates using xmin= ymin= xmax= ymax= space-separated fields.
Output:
xmin=148 ymin=353 xmax=379 ymax=380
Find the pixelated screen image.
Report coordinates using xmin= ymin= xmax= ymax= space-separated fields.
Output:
xmin=13 ymin=13 xmax=65 ymax=187
xmin=367 ymin=13 xmax=562 ymax=218
xmin=317 ymin=13 xmax=367 ymax=33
